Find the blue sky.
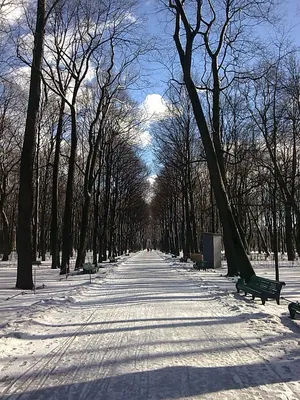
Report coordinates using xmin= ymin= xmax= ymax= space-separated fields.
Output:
xmin=135 ymin=0 xmax=300 ymax=175
xmin=135 ymin=0 xmax=300 ymax=101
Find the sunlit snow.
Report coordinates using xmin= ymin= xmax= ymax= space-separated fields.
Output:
xmin=0 ymin=251 xmax=300 ymax=399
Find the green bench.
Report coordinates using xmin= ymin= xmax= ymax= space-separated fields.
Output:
xmin=193 ymin=260 xmax=209 ymax=270
xmin=236 ymin=275 xmax=285 ymax=305
xmin=82 ymin=263 xmax=99 ymax=274
xmin=288 ymin=302 xmax=300 ymax=319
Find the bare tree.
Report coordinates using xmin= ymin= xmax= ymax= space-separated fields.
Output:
xmin=161 ymin=0 xmax=278 ymax=278
xmin=43 ymin=0 xmax=141 ymax=274
xmin=75 ymin=32 xmax=145 ymax=269
xmin=0 ymin=83 xmax=23 ymax=261
xmin=16 ymin=0 xmax=59 ymax=289
xmin=153 ymin=84 xmax=201 ymax=257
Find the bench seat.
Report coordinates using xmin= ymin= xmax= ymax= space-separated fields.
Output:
xmin=236 ymin=275 xmax=285 ymax=305
xmin=193 ymin=260 xmax=209 ymax=271
xmin=288 ymin=302 xmax=300 ymax=319
xmin=82 ymin=263 xmax=99 ymax=274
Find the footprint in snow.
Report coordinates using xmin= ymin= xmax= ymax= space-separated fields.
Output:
xmin=20 ymin=361 xmax=27 ymax=366
xmin=282 ymin=365 xmax=291 ymax=374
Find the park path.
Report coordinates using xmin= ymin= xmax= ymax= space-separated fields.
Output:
xmin=2 ymin=250 xmax=299 ymax=399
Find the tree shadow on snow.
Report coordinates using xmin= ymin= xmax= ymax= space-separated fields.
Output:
xmin=0 ymin=313 xmax=270 ymax=341
xmin=2 ymin=363 xmax=299 ymax=400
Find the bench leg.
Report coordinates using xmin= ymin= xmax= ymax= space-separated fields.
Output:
xmin=261 ymin=297 xmax=266 ymax=305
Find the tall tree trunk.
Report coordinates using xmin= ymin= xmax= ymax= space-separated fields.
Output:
xmin=272 ymin=185 xmax=279 ymax=281
xmin=210 ymin=186 xmax=215 ymax=233
xmin=0 ymin=176 xmax=10 ymax=261
xmin=9 ymin=204 xmax=16 ymax=254
xmin=173 ymin=197 xmax=180 ymax=256
xmin=184 ymin=185 xmax=193 ymax=256
xmin=99 ymin=228 xmax=108 ymax=262
xmin=211 ymin=56 xmax=226 ymax=182
xmin=51 ymin=99 xmax=65 ymax=269
xmin=16 ymin=0 xmax=46 ymax=289
xmin=98 ymin=154 xmax=112 ymax=262
xmin=93 ymin=171 xmax=101 ymax=265
xmin=32 ymin=127 xmax=40 ymax=262
xmin=181 ymin=192 xmax=188 ymax=258
xmin=285 ymin=203 xmax=295 ymax=261
xmin=108 ymin=184 xmax=118 ymax=257
xmin=75 ymin=130 xmax=105 ymax=269
xmin=75 ymin=195 xmax=91 ymax=269
xmin=1 ymin=207 xmax=9 ymax=261
xmin=188 ymin=173 xmax=198 ymax=253
xmin=40 ymin=147 xmax=52 ymax=261
xmin=60 ymin=106 xmax=77 ymax=274
xmin=295 ymin=216 xmax=300 ymax=257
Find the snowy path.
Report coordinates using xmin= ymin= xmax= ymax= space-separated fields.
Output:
xmin=1 ymin=251 xmax=300 ymax=399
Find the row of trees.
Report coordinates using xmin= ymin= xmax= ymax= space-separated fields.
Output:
xmin=149 ymin=0 xmax=300 ymax=280
xmin=0 ymin=0 xmax=150 ymax=288
xmin=2 ymin=0 xmax=299 ymax=286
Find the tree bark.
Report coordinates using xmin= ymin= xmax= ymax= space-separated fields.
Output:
xmin=75 ymin=195 xmax=91 ymax=269
xmin=92 ymin=170 xmax=101 ymax=265
xmin=272 ymin=185 xmax=279 ymax=281
xmin=51 ymin=99 xmax=65 ymax=269
xmin=60 ymin=105 xmax=77 ymax=274
xmin=285 ymin=203 xmax=295 ymax=261
xmin=173 ymin=196 xmax=180 ymax=256
xmin=40 ymin=142 xmax=52 ymax=261
xmin=98 ymin=150 xmax=112 ymax=262
xmin=16 ymin=0 xmax=46 ymax=289
xmin=32 ymin=125 xmax=40 ymax=262
xmin=1 ymin=207 xmax=9 ymax=261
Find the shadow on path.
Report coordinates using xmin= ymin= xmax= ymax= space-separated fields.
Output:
xmin=3 ymin=364 xmax=299 ymax=400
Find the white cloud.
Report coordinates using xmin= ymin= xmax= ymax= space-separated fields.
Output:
xmin=141 ymin=94 xmax=168 ymax=121
xmin=9 ymin=65 xmax=30 ymax=88
xmin=1 ymin=1 xmax=25 ymax=23
xmin=127 ymin=126 xmax=152 ymax=148
xmin=140 ymin=130 xmax=152 ymax=147
xmin=135 ymin=94 xmax=169 ymax=157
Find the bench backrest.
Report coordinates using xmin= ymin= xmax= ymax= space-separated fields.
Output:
xmin=249 ymin=276 xmax=285 ymax=294
xmin=83 ymin=262 xmax=93 ymax=270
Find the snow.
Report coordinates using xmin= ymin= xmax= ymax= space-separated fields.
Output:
xmin=0 ymin=251 xmax=300 ymax=399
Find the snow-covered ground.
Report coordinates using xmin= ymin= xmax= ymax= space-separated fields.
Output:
xmin=0 ymin=251 xmax=300 ymax=399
